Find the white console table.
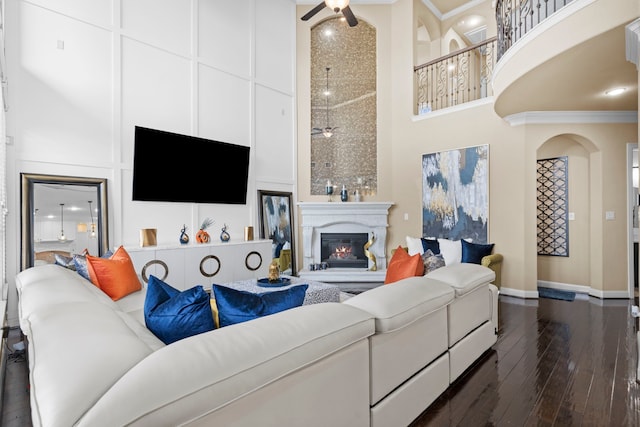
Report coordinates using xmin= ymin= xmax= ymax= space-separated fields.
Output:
xmin=126 ymin=239 xmax=272 ymax=291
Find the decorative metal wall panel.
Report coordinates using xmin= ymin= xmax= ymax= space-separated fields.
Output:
xmin=537 ymin=156 xmax=568 ymax=256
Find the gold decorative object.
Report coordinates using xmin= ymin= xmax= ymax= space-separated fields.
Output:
xmin=268 ymin=259 xmax=280 ymax=282
xmin=244 ymin=226 xmax=254 ymax=241
xmin=140 ymin=228 xmax=157 ymax=247
xmin=364 ymin=232 xmax=377 ymax=271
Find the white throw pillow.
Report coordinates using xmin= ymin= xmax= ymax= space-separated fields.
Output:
xmin=437 ymin=238 xmax=464 ymax=265
xmin=405 ymin=236 xmax=424 ymax=256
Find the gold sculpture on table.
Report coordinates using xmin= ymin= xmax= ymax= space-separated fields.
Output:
xmin=268 ymin=259 xmax=280 ymax=282
xmin=364 ymin=232 xmax=377 ymax=271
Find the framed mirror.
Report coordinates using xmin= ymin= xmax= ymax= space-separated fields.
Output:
xmin=21 ymin=173 xmax=109 ymax=271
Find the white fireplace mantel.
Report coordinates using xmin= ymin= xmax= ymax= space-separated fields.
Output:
xmin=297 ymin=202 xmax=394 ymax=283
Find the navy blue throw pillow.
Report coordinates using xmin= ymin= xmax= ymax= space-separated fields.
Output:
xmin=144 ymin=275 xmax=215 ymax=344
xmin=212 ymin=284 xmax=308 ymax=328
xmin=421 ymin=238 xmax=440 ymax=255
xmin=461 ymin=239 xmax=494 ymax=264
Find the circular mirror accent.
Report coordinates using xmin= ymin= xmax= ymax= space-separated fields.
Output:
xmin=245 ymin=251 xmax=262 ymax=271
xmin=199 ymin=255 xmax=221 ymax=277
xmin=141 ymin=259 xmax=169 ymax=283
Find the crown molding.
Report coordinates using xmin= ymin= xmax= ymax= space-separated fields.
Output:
xmin=504 ymin=111 xmax=638 ymax=126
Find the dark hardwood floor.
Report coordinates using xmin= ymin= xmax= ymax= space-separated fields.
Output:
xmin=1 ymin=294 xmax=638 ymax=427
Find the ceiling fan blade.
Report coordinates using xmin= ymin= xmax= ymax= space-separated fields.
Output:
xmin=311 ymin=128 xmax=323 ymax=135
xmin=342 ymin=5 xmax=358 ymax=27
xmin=301 ymin=1 xmax=327 ymax=21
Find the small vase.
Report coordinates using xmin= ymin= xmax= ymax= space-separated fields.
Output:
xmin=340 ymin=185 xmax=348 ymax=202
xmin=196 ymin=229 xmax=210 ymax=243
xmin=179 ymin=225 xmax=189 ymax=244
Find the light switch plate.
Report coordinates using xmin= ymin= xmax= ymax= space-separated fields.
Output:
xmin=605 ymin=211 xmax=615 ymax=220
xmin=568 ymin=212 xmax=575 ymax=220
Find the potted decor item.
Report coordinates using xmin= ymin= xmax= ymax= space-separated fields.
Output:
xmin=220 ymin=224 xmax=230 ymax=242
xmin=196 ymin=218 xmax=214 ymax=243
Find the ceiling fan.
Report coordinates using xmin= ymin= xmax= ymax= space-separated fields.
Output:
xmin=312 ymin=67 xmax=338 ymax=138
xmin=301 ymin=0 xmax=358 ymax=27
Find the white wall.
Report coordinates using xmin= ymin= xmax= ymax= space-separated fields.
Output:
xmin=4 ymin=0 xmax=297 ymax=325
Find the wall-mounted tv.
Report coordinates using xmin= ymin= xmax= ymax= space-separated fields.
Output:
xmin=132 ymin=126 xmax=250 ymax=204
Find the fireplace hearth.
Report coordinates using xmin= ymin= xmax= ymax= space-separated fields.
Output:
xmin=321 ymin=233 xmax=369 ymax=268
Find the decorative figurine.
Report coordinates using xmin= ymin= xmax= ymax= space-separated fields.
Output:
xmin=179 ymin=224 xmax=189 ymax=244
xmin=196 ymin=218 xmax=214 ymax=243
xmin=364 ymin=232 xmax=377 ymax=271
xmin=268 ymin=259 xmax=280 ymax=283
xmin=220 ymin=224 xmax=230 ymax=242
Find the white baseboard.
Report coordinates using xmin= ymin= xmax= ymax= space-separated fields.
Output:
xmin=499 ymin=281 xmax=632 ymax=300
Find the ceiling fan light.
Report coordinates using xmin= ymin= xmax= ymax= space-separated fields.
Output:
xmin=322 ymin=129 xmax=333 ymax=138
xmin=326 ymin=0 xmax=349 ymax=13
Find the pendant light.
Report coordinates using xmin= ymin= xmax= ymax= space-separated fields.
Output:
xmin=311 ymin=67 xmax=339 ymax=138
xmin=88 ymin=200 xmax=96 ymax=238
xmin=58 ymin=203 xmax=66 ymax=242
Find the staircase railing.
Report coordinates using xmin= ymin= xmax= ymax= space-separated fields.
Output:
xmin=414 ymin=37 xmax=497 ymax=114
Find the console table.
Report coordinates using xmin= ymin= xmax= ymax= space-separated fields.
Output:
xmin=126 ymin=240 xmax=272 ymax=291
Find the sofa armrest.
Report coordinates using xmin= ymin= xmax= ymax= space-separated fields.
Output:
xmin=481 ymin=253 xmax=503 ymax=288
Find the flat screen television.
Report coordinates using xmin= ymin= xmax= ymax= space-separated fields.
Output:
xmin=132 ymin=126 xmax=250 ymax=204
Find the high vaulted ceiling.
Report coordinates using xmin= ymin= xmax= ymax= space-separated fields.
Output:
xmin=297 ymin=0 xmax=638 ymax=116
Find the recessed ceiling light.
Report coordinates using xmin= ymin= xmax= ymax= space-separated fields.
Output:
xmin=605 ymin=87 xmax=626 ymax=96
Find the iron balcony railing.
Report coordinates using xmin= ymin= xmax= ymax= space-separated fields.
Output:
xmin=496 ymin=0 xmax=574 ymax=60
xmin=415 ymin=0 xmax=574 ymax=114
xmin=414 ymin=37 xmax=497 ymax=114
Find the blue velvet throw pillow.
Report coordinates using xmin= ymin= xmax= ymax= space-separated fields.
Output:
xmin=144 ymin=275 xmax=215 ymax=344
xmin=461 ymin=239 xmax=494 ymax=264
xmin=421 ymin=238 xmax=440 ymax=255
xmin=212 ymin=284 xmax=308 ymax=328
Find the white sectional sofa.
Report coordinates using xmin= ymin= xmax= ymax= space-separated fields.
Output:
xmin=15 ymin=261 xmax=498 ymax=427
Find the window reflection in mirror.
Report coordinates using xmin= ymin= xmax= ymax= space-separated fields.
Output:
xmin=21 ymin=174 xmax=109 ymax=271
xmin=310 ymin=16 xmax=377 ymax=196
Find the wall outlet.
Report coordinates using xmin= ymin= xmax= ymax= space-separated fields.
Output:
xmin=605 ymin=211 xmax=615 ymax=220
xmin=568 ymin=212 xmax=575 ymax=220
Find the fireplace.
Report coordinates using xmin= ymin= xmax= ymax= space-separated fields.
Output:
xmin=297 ymin=202 xmax=394 ymax=284
xmin=321 ymin=233 xmax=369 ymax=268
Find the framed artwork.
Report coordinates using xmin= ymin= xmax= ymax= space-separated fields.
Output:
xmin=258 ymin=190 xmax=296 ymax=275
xmin=422 ymin=144 xmax=489 ymax=243
xmin=536 ymin=156 xmax=569 ymax=256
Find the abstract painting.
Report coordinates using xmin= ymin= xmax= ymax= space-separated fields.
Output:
xmin=257 ymin=190 xmax=296 ymax=274
xmin=422 ymin=145 xmax=489 ymax=243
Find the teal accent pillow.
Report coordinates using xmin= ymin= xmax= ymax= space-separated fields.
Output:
xmin=461 ymin=240 xmax=494 ymax=264
xmin=144 ymin=275 xmax=215 ymax=344
xmin=212 ymin=284 xmax=308 ymax=327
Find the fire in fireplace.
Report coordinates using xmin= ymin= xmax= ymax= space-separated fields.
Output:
xmin=321 ymin=232 xmax=369 ymax=268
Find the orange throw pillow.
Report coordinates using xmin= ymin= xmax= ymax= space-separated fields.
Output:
xmin=87 ymin=246 xmax=142 ymax=301
xmin=384 ymin=245 xmax=425 ymax=284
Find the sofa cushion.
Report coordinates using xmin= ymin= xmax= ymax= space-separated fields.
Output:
xmin=405 ymin=236 xmax=440 ymax=256
xmin=73 ymin=249 xmax=114 ymax=281
xmin=144 ymin=275 xmax=215 ymax=344
xmin=87 ymin=246 xmax=142 ymax=301
xmin=461 ymin=239 xmax=494 ymax=264
xmin=212 ymin=284 xmax=308 ymax=327
xmin=425 ymin=262 xmax=495 ymax=296
xmin=385 ymin=246 xmax=424 ymax=284
xmin=344 ymin=275 xmax=454 ymax=333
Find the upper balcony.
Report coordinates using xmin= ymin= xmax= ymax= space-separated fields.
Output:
xmin=414 ymin=0 xmax=638 ymax=120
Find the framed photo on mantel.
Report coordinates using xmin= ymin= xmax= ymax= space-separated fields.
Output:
xmin=257 ymin=190 xmax=296 ymax=275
